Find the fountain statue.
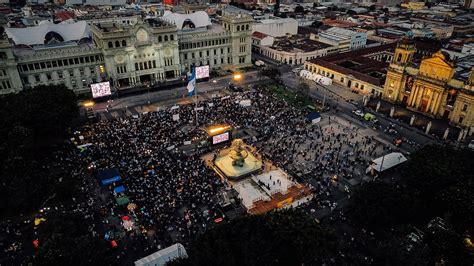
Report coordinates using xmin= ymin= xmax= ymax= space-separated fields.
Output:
xmin=213 ymin=139 xmax=262 ymax=179
xmin=229 ymin=139 xmax=248 ymax=167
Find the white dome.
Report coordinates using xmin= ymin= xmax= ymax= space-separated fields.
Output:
xmin=162 ymin=11 xmax=211 ymax=30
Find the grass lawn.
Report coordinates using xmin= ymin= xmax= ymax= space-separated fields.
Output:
xmin=264 ymin=83 xmax=313 ymax=109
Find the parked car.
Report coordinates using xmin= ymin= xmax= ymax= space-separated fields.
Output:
xmin=352 ymin=109 xmax=364 ymax=118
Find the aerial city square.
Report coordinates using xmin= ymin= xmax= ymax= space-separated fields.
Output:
xmin=0 ymin=0 xmax=473 ymax=265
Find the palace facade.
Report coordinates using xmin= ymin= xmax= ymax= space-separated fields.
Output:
xmin=0 ymin=10 xmax=252 ymax=95
xmin=383 ymin=39 xmax=474 ymax=130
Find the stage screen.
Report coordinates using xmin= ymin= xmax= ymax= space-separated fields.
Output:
xmin=91 ymin=81 xmax=112 ymax=98
xmin=196 ymin=65 xmax=209 ymax=79
xmin=212 ymin=132 xmax=229 ymax=145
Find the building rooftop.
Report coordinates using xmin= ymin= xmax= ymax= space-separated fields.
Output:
xmin=252 ymin=31 xmax=269 ymax=40
xmin=308 ymin=43 xmax=397 ymax=86
xmin=5 ymin=20 xmax=90 ymax=46
xmin=162 ymin=10 xmax=211 ymax=30
xmin=271 ymin=36 xmax=331 ymax=53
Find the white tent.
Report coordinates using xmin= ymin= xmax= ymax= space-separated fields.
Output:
xmin=162 ymin=11 xmax=211 ymax=30
xmin=5 ymin=20 xmax=90 ymax=46
xmin=135 ymin=243 xmax=188 ymax=266
xmin=366 ymin=152 xmax=407 ymax=174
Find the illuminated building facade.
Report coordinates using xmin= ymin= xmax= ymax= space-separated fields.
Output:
xmin=383 ymin=39 xmax=474 ymax=130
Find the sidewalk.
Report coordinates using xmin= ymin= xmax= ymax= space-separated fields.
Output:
xmin=366 ymin=99 xmax=463 ymax=142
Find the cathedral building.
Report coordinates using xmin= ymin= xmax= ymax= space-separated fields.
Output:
xmin=383 ymin=38 xmax=474 ymax=131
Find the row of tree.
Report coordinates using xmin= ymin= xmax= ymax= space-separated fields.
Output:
xmin=170 ymin=209 xmax=337 ymax=266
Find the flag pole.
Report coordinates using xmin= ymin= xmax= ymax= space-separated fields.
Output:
xmin=195 ymin=77 xmax=198 ymax=126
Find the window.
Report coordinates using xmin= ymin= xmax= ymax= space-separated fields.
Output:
xmin=58 ymin=60 xmax=62 ymax=67
xmin=462 ymin=104 xmax=468 ymax=112
xmin=164 ymin=35 xmax=168 ymax=42
xmin=158 ymin=36 xmax=162 ymax=42
xmin=52 ymin=61 xmax=57 ymax=67
xmin=46 ymin=61 xmax=52 ymax=68
xmin=115 ymin=41 xmax=120 ymax=47
xmin=246 ymin=24 xmax=249 ymax=30
xmin=69 ymin=59 xmax=74 ymax=65
xmin=74 ymin=58 xmax=79 ymax=65
xmin=214 ymin=50 xmax=217 ymax=55
xmin=170 ymin=35 xmax=174 ymax=41
xmin=58 ymin=72 xmax=63 ymax=79
xmin=237 ymin=25 xmax=240 ymax=31
xmin=221 ymin=58 xmax=224 ymax=64
xmin=214 ymin=59 xmax=217 ymax=65
xmin=46 ymin=73 xmax=51 ymax=80
xmin=184 ymin=54 xmax=188 ymax=60
xmin=340 ymin=77 xmax=344 ymax=83
xmin=108 ymin=42 xmax=113 ymax=48
xmin=22 ymin=65 xmax=28 ymax=72
xmin=135 ymin=63 xmax=139 ymax=71
xmin=207 ymin=50 xmax=210 ymax=56
xmin=153 ymin=61 xmax=156 ymax=68
xmin=40 ymin=62 xmax=46 ymax=69
xmin=122 ymin=40 xmax=126 ymax=47
xmin=397 ymin=53 xmax=402 ymax=62
xmin=199 ymin=51 xmax=202 ymax=57
xmin=221 ymin=48 xmax=223 ymax=54
xmin=459 ymin=116 xmax=464 ymax=124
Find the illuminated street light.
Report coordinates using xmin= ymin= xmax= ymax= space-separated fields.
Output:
xmin=233 ymin=74 xmax=242 ymax=80
xmin=83 ymin=101 xmax=95 ymax=107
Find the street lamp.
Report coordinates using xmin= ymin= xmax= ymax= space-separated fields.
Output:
xmin=233 ymin=73 xmax=242 ymax=80
xmin=83 ymin=101 xmax=95 ymax=107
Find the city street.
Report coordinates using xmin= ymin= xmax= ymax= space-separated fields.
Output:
xmin=280 ymin=68 xmax=444 ymax=150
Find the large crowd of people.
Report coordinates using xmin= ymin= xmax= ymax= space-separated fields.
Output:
xmin=1 ymin=87 xmax=391 ymax=264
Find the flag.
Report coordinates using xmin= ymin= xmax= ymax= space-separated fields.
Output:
xmin=187 ymin=67 xmax=196 ymax=97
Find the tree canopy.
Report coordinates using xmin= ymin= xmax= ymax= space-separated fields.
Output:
xmin=172 ymin=209 xmax=336 ymax=266
xmin=347 ymin=145 xmax=474 ymax=265
xmin=0 ymin=85 xmax=79 ymax=214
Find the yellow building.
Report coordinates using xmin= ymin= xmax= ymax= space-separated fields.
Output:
xmin=383 ymin=39 xmax=474 ymax=131
xmin=401 ymin=2 xmax=426 ymax=10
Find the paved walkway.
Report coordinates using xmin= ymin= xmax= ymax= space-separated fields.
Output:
xmin=366 ymin=98 xmax=467 ymax=142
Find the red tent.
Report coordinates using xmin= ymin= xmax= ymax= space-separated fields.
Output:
xmin=111 ymin=240 xmax=118 ymax=248
xmin=122 ymin=216 xmax=129 ymax=221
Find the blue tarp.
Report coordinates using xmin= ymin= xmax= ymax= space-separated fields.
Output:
xmin=114 ymin=185 xmax=125 ymax=194
xmin=97 ymin=168 xmax=121 ymax=186
xmin=306 ymin=112 xmax=321 ymax=123
xmin=101 ymin=176 xmax=121 ymax=186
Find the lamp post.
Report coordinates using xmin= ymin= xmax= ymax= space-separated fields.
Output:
xmin=212 ymin=79 xmax=217 ymax=92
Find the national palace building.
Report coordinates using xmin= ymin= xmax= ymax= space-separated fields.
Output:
xmin=383 ymin=39 xmax=474 ymax=131
xmin=0 ymin=9 xmax=252 ymax=95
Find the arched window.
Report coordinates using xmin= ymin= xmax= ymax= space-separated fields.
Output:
xmin=170 ymin=35 xmax=174 ymax=41
xmin=237 ymin=25 xmax=240 ymax=31
xmin=158 ymin=36 xmax=162 ymax=42
xmin=108 ymin=42 xmax=113 ymax=48
xmin=115 ymin=41 xmax=120 ymax=47
xmin=0 ymin=52 xmax=7 ymax=59
xmin=397 ymin=53 xmax=402 ymax=62
xmin=164 ymin=35 xmax=168 ymax=42
xmin=44 ymin=31 xmax=64 ymax=44
xmin=122 ymin=40 xmax=126 ymax=47
xmin=246 ymin=24 xmax=249 ymax=30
